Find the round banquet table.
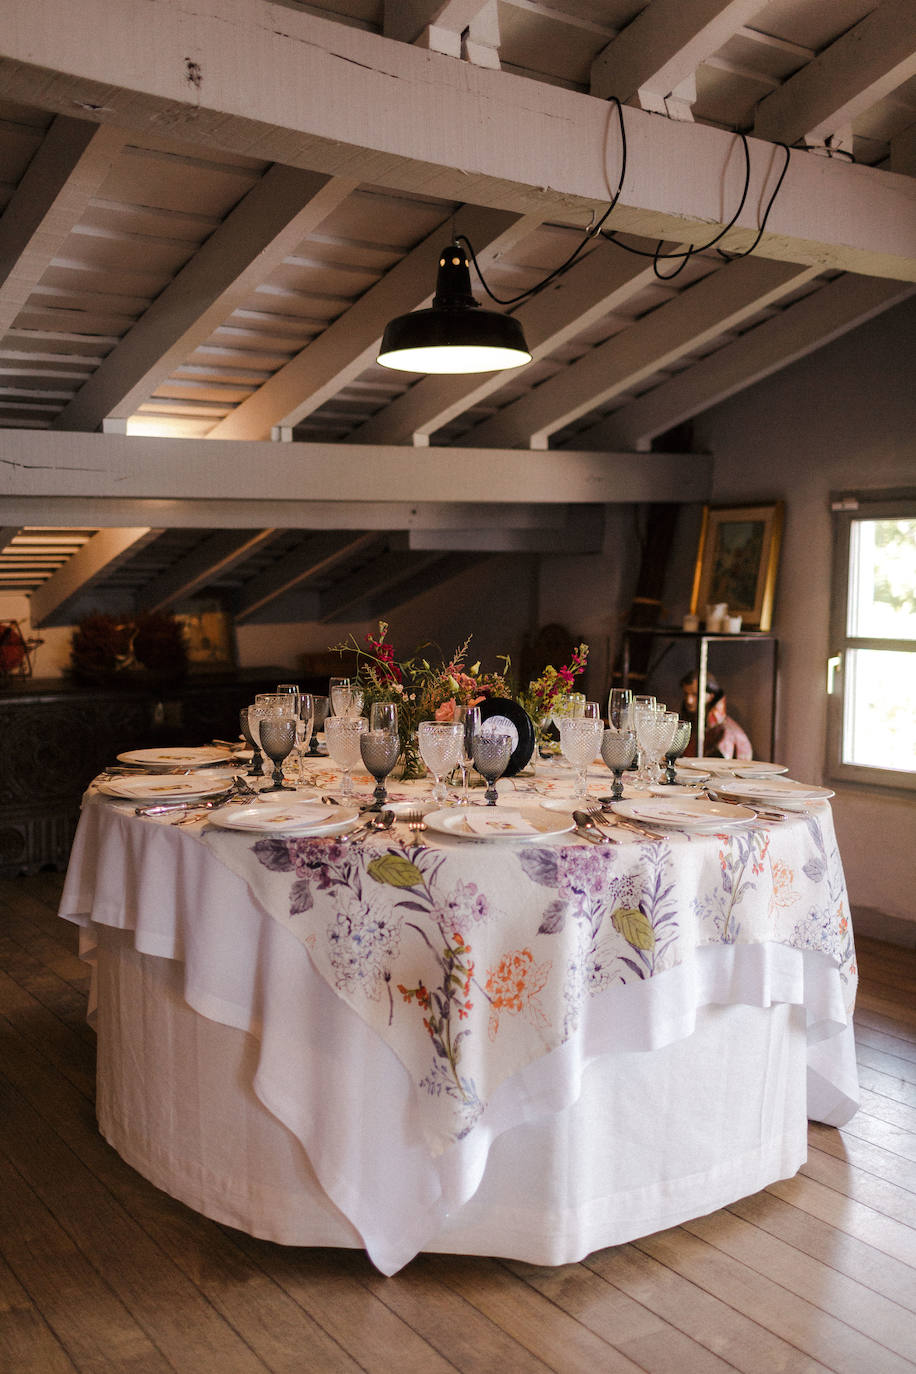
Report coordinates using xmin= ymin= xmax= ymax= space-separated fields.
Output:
xmin=58 ymin=774 xmax=860 ymax=1276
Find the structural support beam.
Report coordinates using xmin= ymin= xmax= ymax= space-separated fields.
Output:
xmin=51 ymin=166 xmax=355 ymax=431
xmin=408 ymin=505 xmax=605 ymax=551
xmin=754 ymin=0 xmax=916 ymax=147
xmin=136 ymin=529 xmax=281 ymax=614
xmin=351 ymin=243 xmax=658 ymax=446
xmin=318 ymin=548 xmax=445 ymax=623
xmin=234 ymin=531 xmax=381 ymax=623
xmin=590 ymin=0 xmax=764 ymax=107
xmin=0 ymin=430 xmax=714 ymax=506
xmin=28 ymin=526 xmax=158 ymax=626
xmin=465 ymin=256 xmax=819 ymax=449
xmin=1 ymin=0 xmax=914 ymax=280
xmin=0 ymin=116 xmax=126 ymax=336
xmin=573 ymin=275 xmax=916 ymax=451
xmin=210 ymin=207 xmax=537 ymax=440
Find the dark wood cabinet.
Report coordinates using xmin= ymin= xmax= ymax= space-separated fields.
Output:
xmin=0 ymin=671 xmax=286 ymax=876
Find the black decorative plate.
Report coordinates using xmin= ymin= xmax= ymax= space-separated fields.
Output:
xmin=477 ymin=697 xmax=535 ymax=776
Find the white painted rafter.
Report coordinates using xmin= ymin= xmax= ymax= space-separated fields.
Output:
xmin=573 ymin=275 xmax=916 ymax=451
xmin=51 ymin=167 xmax=355 ymax=431
xmin=754 ymin=0 xmax=916 ymax=149
xmin=0 ymin=0 xmax=912 ymax=280
xmin=590 ymin=0 xmax=766 ymax=111
xmin=463 ymin=255 xmax=820 ymax=449
xmin=29 ymin=526 xmax=160 ymax=626
xmin=137 ymin=529 xmax=282 ymax=615
xmin=234 ymin=531 xmax=380 ymax=623
xmin=0 ymin=116 xmax=126 ymax=336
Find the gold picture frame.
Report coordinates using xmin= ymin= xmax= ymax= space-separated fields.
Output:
xmin=690 ymin=501 xmax=784 ymax=630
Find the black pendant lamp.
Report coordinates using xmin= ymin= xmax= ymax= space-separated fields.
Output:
xmin=377 ymin=244 xmax=531 ymax=375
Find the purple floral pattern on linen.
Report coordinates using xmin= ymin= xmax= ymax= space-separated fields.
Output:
xmin=201 ymin=806 xmax=857 ymax=1153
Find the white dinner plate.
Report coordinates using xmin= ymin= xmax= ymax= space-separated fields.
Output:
xmin=678 ymin=758 xmax=789 ymax=777
xmin=611 ymin=797 xmax=757 ymax=831
xmin=116 ymin=746 xmax=231 ymax=770
xmin=713 ymin=777 xmax=835 ymax=802
xmin=98 ymin=770 xmax=236 ymax=802
xmin=208 ymin=802 xmax=360 ymax=837
xmin=424 ymin=806 xmax=575 ymax=842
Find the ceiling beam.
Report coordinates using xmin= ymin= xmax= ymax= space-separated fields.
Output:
xmin=136 ymin=529 xmax=281 ymax=615
xmin=407 ymin=504 xmax=605 ymax=551
xmin=0 ymin=527 xmax=21 ymax=549
xmin=1 ymin=0 xmax=914 ymax=280
xmin=465 ymin=256 xmax=819 ymax=449
xmin=50 ymin=166 xmax=355 ymax=431
xmin=0 ymin=431 xmax=713 ymax=506
xmin=590 ymin=0 xmax=765 ymax=105
xmin=0 ymin=115 xmax=126 ymax=336
xmin=28 ymin=526 xmax=159 ymax=626
xmin=210 ymin=207 xmax=538 ymax=440
xmin=351 ymin=243 xmax=659 ymax=446
xmin=754 ymin=0 xmax=916 ymax=148
xmin=573 ymin=275 xmax=916 ymax=451
xmin=234 ymin=531 xmax=381 ymax=623
xmin=363 ymin=552 xmax=491 ymax=623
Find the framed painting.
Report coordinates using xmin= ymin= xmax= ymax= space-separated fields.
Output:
xmin=690 ymin=502 xmax=784 ymax=630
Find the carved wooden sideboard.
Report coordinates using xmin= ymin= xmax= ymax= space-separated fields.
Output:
xmin=0 ymin=672 xmax=284 ymax=876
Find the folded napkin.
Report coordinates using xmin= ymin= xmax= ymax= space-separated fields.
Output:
xmin=464 ymin=810 xmax=538 ymax=836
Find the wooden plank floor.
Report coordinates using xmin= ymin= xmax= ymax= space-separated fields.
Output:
xmin=0 ymin=873 xmax=914 ymax=1374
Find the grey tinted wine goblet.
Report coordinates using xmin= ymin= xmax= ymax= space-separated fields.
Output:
xmin=663 ymin=720 xmax=692 ymax=784
xmin=472 ymin=732 xmax=512 ymax=806
xmin=259 ymin=717 xmax=297 ymax=791
xmin=240 ymin=707 xmax=265 ymax=778
xmin=599 ymin=728 xmax=638 ymax=801
xmin=309 ymin=695 xmax=329 ymax=753
xmin=360 ymin=730 xmax=401 ymax=809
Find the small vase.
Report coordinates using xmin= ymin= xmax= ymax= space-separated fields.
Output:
xmin=395 ymin=733 xmax=426 ymax=781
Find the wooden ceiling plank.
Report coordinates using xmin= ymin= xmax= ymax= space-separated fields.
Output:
xmin=0 ymin=526 xmax=21 ymax=550
xmin=465 ymin=256 xmax=820 ymax=448
xmin=209 ymin=207 xmax=539 ymax=440
xmin=28 ymin=525 xmax=160 ymax=626
xmin=317 ymin=548 xmax=444 ymax=624
xmin=590 ymin=0 xmax=766 ymax=105
xmin=50 ymin=167 xmax=356 ymax=431
xmin=137 ymin=528 xmax=281 ymax=614
xmin=0 ymin=430 xmax=714 ymax=506
xmin=1 ymin=1 xmax=913 ymax=280
xmin=360 ymin=552 xmax=490 ymax=624
xmin=351 ymin=245 xmax=658 ymax=445
xmin=0 ymin=115 xmax=126 ymax=335
xmin=234 ymin=530 xmax=381 ymax=623
xmin=574 ymin=275 xmax=916 ymax=451
xmin=754 ymin=0 xmax=916 ymax=147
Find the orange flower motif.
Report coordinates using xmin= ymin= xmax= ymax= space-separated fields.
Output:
xmin=485 ymin=948 xmax=552 ymax=1041
xmin=768 ymin=857 xmax=798 ymax=912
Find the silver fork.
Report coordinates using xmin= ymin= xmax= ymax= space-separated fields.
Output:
xmin=404 ymin=809 xmax=429 ymax=847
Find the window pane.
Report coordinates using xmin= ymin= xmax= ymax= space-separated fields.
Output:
xmin=843 ymin=648 xmax=916 ymax=771
xmin=847 ymin=518 xmax=916 ymax=640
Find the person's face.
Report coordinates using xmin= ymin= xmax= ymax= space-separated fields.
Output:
xmin=682 ymin=679 xmax=712 ymax=713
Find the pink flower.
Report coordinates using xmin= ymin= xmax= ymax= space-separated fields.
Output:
xmin=435 ymin=699 xmax=457 ymax=721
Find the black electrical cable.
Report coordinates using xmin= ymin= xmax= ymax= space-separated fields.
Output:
xmin=459 ymin=95 xmax=791 ymax=295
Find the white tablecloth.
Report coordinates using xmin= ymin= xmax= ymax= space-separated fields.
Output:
xmin=59 ymin=790 xmax=859 ymax=1275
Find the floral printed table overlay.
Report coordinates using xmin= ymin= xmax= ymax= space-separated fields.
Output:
xmin=201 ymin=803 xmax=855 ymax=1155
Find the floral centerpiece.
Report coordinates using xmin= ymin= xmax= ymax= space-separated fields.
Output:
xmin=517 ymin=642 xmax=589 ymax=753
xmin=331 ymin=622 xmax=511 ymax=778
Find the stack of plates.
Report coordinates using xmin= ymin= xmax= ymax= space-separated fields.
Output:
xmin=98 ymin=771 xmax=235 ymax=803
xmin=713 ymin=777 xmax=834 ymax=809
xmin=678 ymin=758 xmax=788 ymax=778
xmin=209 ymin=802 xmax=359 ymax=837
xmin=611 ymin=797 xmax=757 ymax=832
xmin=116 ymin=746 xmax=232 ymax=771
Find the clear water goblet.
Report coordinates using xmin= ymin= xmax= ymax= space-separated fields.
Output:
xmin=608 ymin=688 xmax=633 ymax=731
xmin=370 ymin=701 xmax=398 ymax=735
xmin=662 ymin=720 xmax=692 ymax=784
xmin=329 ymin=677 xmax=350 ymax=716
xmin=599 ymin=728 xmax=638 ymax=800
xmin=276 ymin=682 xmax=301 ymax=712
xmin=558 ymin=717 xmax=603 ymax=802
xmin=638 ymin=710 xmax=679 ymax=786
xmin=324 ymin=716 xmax=367 ymax=799
xmin=239 ymin=706 xmax=265 ymax=778
xmin=471 ymin=732 xmax=512 ymax=806
xmin=457 ymin=705 xmax=481 ymax=803
xmin=360 ymin=730 xmax=401 ymax=810
xmin=584 ymin=701 xmax=602 ymax=720
xmin=633 ymin=702 xmax=661 ymax=784
xmin=295 ymin=692 xmax=315 ymax=786
xmin=258 ymin=716 xmax=298 ymax=791
xmin=418 ymin=720 xmax=464 ymax=804
xmin=309 ymin=695 xmax=329 ymax=753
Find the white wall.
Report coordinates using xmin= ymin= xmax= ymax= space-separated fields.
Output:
xmin=691 ymin=296 xmax=916 ymax=933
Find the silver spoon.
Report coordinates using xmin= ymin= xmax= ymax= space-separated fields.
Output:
xmin=572 ymin=810 xmax=615 ymax=844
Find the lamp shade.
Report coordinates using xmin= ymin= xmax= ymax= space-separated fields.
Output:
xmin=377 ymin=245 xmax=531 ymax=375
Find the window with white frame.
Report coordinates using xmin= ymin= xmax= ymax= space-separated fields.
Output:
xmin=827 ymin=492 xmax=916 ymax=790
